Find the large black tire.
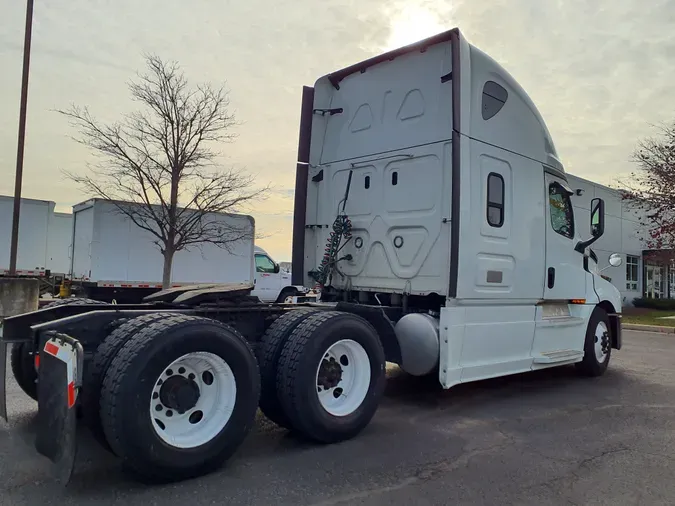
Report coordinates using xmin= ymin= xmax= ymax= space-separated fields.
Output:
xmin=10 ymin=343 xmax=38 ymax=401
xmin=83 ymin=313 xmax=173 ymax=452
xmin=100 ymin=314 xmax=260 ymax=483
xmin=257 ymin=309 xmax=319 ymax=429
xmin=43 ymin=297 xmax=108 ymax=308
xmin=576 ymin=306 xmax=612 ymax=377
xmin=276 ymin=311 xmax=386 ymax=444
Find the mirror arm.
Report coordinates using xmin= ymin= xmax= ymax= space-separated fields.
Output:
xmin=575 ymin=235 xmax=600 ymax=253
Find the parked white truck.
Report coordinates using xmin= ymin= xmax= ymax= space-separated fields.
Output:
xmin=67 ymin=198 xmax=307 ymax=303
xmin=1 ymin=28 xmax=622 ymax=485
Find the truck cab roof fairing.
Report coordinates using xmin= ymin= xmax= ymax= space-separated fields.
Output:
xmin=316 ymin=27 xmax=563 ymax=173
xmin=465 ymin=44 xmax=564 ymax=173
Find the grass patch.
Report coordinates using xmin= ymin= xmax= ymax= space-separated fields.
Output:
xmin=622 ymin=311 xmax=675 ymax=327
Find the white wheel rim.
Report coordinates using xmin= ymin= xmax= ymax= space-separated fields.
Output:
xmin=315 ymin=339 xmax=371 ymax=417
xmin=594 ymin=321 xmax=610 ymax=363
xmin=150 ymin=352 xmax=237 ymax=449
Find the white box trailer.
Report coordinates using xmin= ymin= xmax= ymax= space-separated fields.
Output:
xmin=1 ymin=28 xmax=624 ymax=485
xmin=66 ymin=199 xmax=308 ymax=303
xmin=0 ymin=195 xmax=53 ymax=276
xmin=69 ymin=198 xmax=256 ymax=301
xmin=0 ymin=195 xmax=72 ymax=296
xmin=0 ymin=195 xmax=71 ymax=290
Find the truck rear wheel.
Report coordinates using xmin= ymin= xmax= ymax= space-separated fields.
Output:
xmin=257 ymin=308 xmax=319 ymax=428
xmin=100 ymin=315 xmax=260 ymax=483
xmin=576 ymin=306 xmax=612 ymax=377
xmin=10 ymin=343 xmax=38 ymax=401
xmin=83 ymin=313 xmax=174 ymax=452
xmin=276 ymin=311 xmax=386 ymax=443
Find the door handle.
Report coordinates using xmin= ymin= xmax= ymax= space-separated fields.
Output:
xmin=547 ymin=267 xmax=555 ymax=289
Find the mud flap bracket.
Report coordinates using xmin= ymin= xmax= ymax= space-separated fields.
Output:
xmin=34 ymin=332 xmax=83 ymax=485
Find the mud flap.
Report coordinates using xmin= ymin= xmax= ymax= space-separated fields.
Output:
xmin=0 ymin=340 xmax=7 ymax=422
xmin=34 ymin=333 xmax=83 ymax=485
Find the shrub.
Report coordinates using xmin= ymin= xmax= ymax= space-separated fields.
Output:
xmin=632 ymin=297 xmax=675 ymax=310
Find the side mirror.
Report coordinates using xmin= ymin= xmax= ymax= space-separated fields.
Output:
xmin=609 ymin=253 xmax=622 ymax=267
xmin=598 ymin=252 xmax=623 ymax=274
xmin=590 ymin=198 xmax=605 ymax=238
xmin=274 ymin=263 xmax=280 ymax=274
xmin=575 ymin=197 xmax=605 ymax=253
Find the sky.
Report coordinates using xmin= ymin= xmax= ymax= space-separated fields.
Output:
xmin=2 ymin=0 xmax=675 ymax=261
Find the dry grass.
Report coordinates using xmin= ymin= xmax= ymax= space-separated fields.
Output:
xmin=622 ymin=310 xmax=675 ymax=327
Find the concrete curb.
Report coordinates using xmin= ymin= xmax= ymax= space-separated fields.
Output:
xmin=623 ymin=323 xmax=675 ymax=333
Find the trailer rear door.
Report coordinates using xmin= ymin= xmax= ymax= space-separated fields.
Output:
xmin=71 ymin=205 xmax=94 ymax=280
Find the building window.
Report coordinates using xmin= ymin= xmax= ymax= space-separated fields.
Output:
xmin=626 ymin=255 xmax=639 ymax=291
xmin=548 ymin=183 xmax=574 ymax=239
xmin=486 ymin=173 xmax=504 ymax=227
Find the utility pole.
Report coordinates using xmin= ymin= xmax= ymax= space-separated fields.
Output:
xmin=9 ymin=0 xmax=35 ymax=275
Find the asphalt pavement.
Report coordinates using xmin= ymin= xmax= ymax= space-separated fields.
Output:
xmin=1 ymin=330 xmax=674 ymax=506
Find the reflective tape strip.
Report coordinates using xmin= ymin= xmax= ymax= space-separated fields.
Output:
xmin=98 ymin=282 xmax=164 ymax=288
xmin=44 ymin=341 xmax=59 ymax=357
xmin=68 ymin=381 xmax=75 ymax=408
xmin=1 ymin=269 xmax=46 ymax=276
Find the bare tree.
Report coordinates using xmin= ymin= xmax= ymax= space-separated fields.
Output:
xmin=58 ymin=54 xmax=267 ymax=288
xmin=619 ymin=123 xmax=675 ymax=258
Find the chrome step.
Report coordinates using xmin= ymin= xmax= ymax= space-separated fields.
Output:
xmin=536 ymin=316 xmax=585 ymax=328
xmin=533 ymin=349 xmax=584 ymax=364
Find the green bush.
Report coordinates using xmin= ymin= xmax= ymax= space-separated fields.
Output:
xmin=632 ymin=297 xmax=675 ymax=310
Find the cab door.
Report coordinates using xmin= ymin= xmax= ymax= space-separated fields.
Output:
xmin=544 ymin=174 xmax=586 ymax=301
xmin=252 ymin=252 xmax=278 ymax=302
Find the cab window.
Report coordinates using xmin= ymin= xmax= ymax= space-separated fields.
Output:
xmin=255 ymin=254 xmax=277 ymax=273
xmin=548 ymin=183 xmax=574 ymax=239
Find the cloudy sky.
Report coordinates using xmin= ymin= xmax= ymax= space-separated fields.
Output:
xmin=2 ymin=0 xmax=674 ymax=261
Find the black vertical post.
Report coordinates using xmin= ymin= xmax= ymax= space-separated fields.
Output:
xmin=9 ymin=0 xmax=35 ymax=275
xmin=291 ymin=86 xmax=314 ymax=286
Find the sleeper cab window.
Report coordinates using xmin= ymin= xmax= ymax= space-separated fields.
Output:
xmin=486 ymin=172 xmax=505 ymax=227
xmin=482 ymin=81 xmax=508 ymax=120
xmin=548 ymin=183 xmax=575 ymax=239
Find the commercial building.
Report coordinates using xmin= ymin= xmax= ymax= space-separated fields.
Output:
xmin=568 ymin=174 xmax=672 ymax=306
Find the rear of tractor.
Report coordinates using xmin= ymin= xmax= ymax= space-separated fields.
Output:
xmin=1 ymin=287 xmax=391 ymax=484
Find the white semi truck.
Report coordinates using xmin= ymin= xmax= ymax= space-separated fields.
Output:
xmin=1 ymin=28 xmax=622 ymax=485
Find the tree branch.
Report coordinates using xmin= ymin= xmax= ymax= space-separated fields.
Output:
xmin=619 ymin=121 xmax=675 ymax=256
xmin=57 ymin=54 xmax=268 ymax=287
